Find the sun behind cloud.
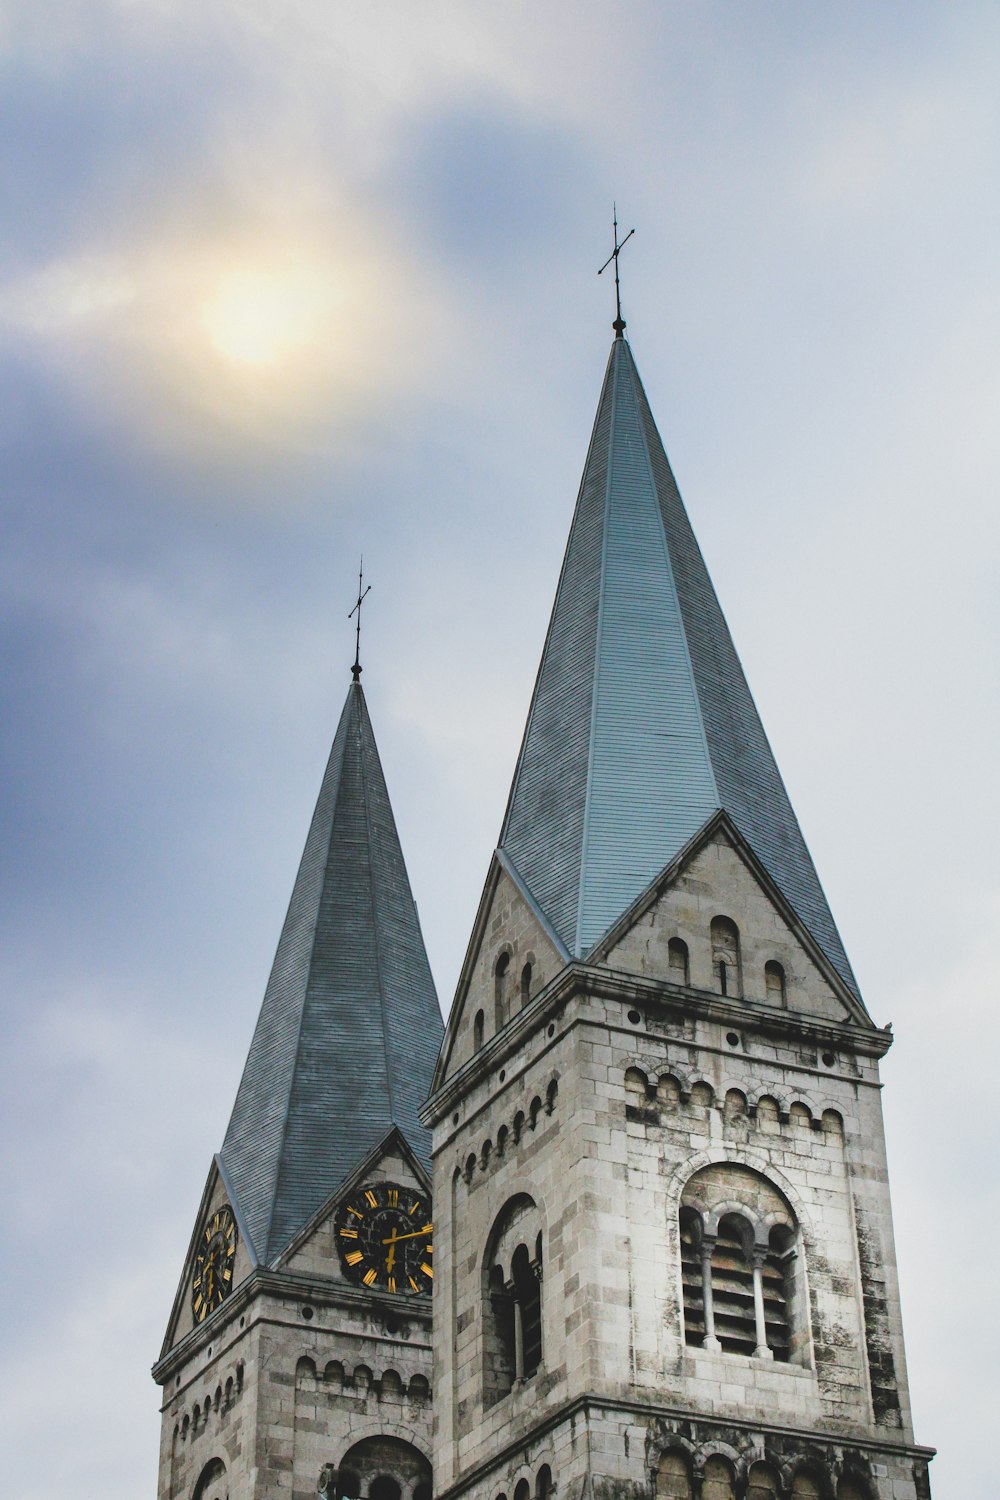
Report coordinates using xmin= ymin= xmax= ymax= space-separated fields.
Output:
xmin=0 ymin=205 xmax=441 ymax=465
xmin=202 ymin=259 xmax=344 ymax=368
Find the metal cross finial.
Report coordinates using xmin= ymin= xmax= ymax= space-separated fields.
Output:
xmin=598 ymin=203 xmax=635 ymax=338
xmin=348 ymin=560 xmax=371 ymax=682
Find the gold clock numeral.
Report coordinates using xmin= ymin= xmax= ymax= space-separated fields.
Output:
xmin=408 ymin=1276 xmax=420 ymax=1292
xmin=420 ymin=1263 xmax=433 ymax=1279
xmin=387 ymin=1188 xmax=398 ymax=1207
xmin=223 ymin=1269 xmax=231 ymax=1282
xmin=388 ymin=1275 xmax=396 ymax=1294
xmin=349 ymin=1206 xmax=362 ymax=1219
xmin=362 ymin=1268 xmax=378 ymax=1287
xmin=409 ymin=1200 xmax=419 ymax=1214
xmin=345 ymin=1251 xmax=363 ymax=1267
xmin=364 ymin=1190 xmax=378 ymax=1208
xmin=339 ymin=1228 xmax=358 ymax=1239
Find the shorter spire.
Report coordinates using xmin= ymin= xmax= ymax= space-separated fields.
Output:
xmin=221 ymin=681 xmax=443 ymax=1264
xmin=348 ymin=560 xmax=371 ymax=681
xmin=598 ymin=203 xmax=635 ymax=338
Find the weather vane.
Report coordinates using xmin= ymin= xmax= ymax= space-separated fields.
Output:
xmin=348 ymin=561 xmax=371 ymax=682
xmin=598 ymin=203 xmax=635 ymax=337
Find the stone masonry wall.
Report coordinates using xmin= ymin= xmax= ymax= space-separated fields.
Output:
xmin=430 ymin=829 xmax=926 ymax=1500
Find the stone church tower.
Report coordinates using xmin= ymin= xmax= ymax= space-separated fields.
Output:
xmin=153 ymin=679 xmax=444 ymax=1500
xmin=423 ymin=329 xmax=934 ymax=1500
xmin=154 ymin=314 xmax=934 ymax=1500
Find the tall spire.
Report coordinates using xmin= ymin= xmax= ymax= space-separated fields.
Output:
xmin=221 ymin=679 xmax=443 ymax=1265
xmin=499 ymin=337 xmax=859 ymax=999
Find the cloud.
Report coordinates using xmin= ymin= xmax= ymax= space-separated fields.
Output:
xmin=0 ymin=193 xmax=436 ymax=459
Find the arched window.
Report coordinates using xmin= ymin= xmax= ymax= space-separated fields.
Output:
xmin=474 ymin=1009 xmax=485 ymax=1051
xmin=747 ymin=1464 xmax=780 ymax=1499
xmin=837 ymin=1479 xmax=869 ymax=1500
xmin=680 ymin=1163 xmax=803 ymax=1364
xmin=655 ymin=1452 xmax=692 ymax=1500
xmin=764 ymin=960 xmax=786 ymax=1006
xmin=520 ymin=962 xmax=533 ymax=1009
xmin=710 ymin=917 xmax=741 ymax=997
xmin=514 ymin=1482 xmax=530 ymax=1500
xmin=192 ymin=1458 xmax=227 ymax=1500
xmin=791 ymin=1474 xmax=822 ymax=1500
xmin=536 ymin=1464 xmax=552 ymax=1500
xmin=668 ymin=937 xmax=690 ymax=985
xmin=483 ymin=1196 xmax=544 ymax=1405
xmin=701 ymin=1457 xmax=736 ymax=1500
xmin=336 ymin=1437 xmax=431 ymax=1500
xmin=494 ymin=952 xmax=511 ymax=1030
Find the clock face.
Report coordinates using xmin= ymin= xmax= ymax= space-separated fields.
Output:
xmin=192 ymin=1206 xmax=237 ymax=1323
xmin=334 ymin=1181 xmax=432 ymax=1296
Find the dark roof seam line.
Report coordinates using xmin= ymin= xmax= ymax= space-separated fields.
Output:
xmin=359 ymin=691 xmax=396 ymax=1133
xmin=574 ymin=340 xmax=620 ymax=958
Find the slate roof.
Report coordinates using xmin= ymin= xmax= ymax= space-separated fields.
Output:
xmin=499 ymin=336 xmax=860 ymax=1000
xmin=220 ymin=681 xmax=443 ymax=1266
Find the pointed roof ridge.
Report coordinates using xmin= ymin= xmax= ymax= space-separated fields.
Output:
xmin=499 ymin=336 xmax=860 ymax=1001
xmin=220 ymin=679 xmax=443 ymax=1266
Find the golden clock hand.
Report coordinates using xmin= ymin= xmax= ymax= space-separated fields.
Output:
xmin=381 ymin=1226 xmax=433 ymax=1244
xmin=385 ymin=1229 xmax=398 ymax=1274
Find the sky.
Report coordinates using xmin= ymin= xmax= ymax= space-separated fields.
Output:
xmin=1 ymin=2 xmax=998 ymax=1496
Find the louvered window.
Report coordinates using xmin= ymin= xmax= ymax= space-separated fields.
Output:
xmin=680 ymin=1209 xmax=704 ymax=1348
xmin=712 ymin=1214 xmax=757 ymax=1354
xmin=761 ymin=1230 xmax=792 ymax=1361
xmin=679 ymin=1166 xmax=799 ymax=1364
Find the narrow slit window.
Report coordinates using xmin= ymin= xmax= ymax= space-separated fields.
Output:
xmin=710 ymin=917 xmax=741 ymax=998
xmin=764 ymin=960 xmax=786 ymax=1006
xmin=668 ymin=937 xmax=689 ymax=985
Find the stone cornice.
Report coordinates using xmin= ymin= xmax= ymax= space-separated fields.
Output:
xmin=151 ymin=1266 xmax=431 ymax=1387
xmin=422 ymin=962 xmax=892 ymax=1129
xmin=432 ymin=1392 xmax=934 ymax=1500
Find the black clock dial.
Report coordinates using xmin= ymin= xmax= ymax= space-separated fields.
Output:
xmin=192 ymin=1206 xmax=237 ymax=1323
xmin=334 ymin=1181 xmax=432 ymax=1296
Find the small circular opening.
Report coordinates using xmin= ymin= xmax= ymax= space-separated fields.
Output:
xmin=239 ymin=1316 xmax=245 ymax=1328
xmin=547 ymin=1023 xmax=555 ymax=1038
xmin=726 ymin=1031 xmax=740 ymax=1047
xmin=301 ymin=1305 xmax=314 ymax=1321
xmin=499 ymin=1069 xmax=506 ymax=1082
xmin=452 ymin=1112 xmax=459 ymax=1126
xmin=627 ymin=1009 xmax=641 ymax=1025
xmin=175 ymin=1375 xmax=181 ymax=1387
xmin=822 ymin=1051 xmax=836 ymax=1067
xmin=385 ymin=1313 xmax=401 ymax=1335
xmin=207 ymin=1347 xmax=212 ymax=1357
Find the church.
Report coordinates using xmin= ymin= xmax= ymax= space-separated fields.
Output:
xmin=151 ymin=284 xmax=935 ymax=1500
